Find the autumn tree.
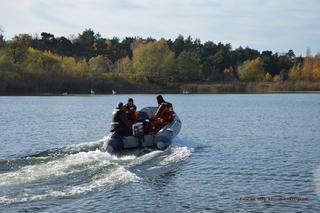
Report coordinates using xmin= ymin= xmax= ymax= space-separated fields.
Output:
xmin=288 ymin=63 xmax=303 ymax=81
xmin=0 ymin=29 xmax=310 ymax=93
xmin=4 ymin=35 xmax=29 ymax=64
xmin=132 ymin=40 xmax=175 ymax=83
xmin=88 ymin=55 xmax=113 ymax=73
xmin=302 ymin=54 xmax=320 ymax=81
xmin=113 ymin=57 xmax=133 ymax=74
xmin=311 ymin=55 xmax=320 ymax=80
xmin=237 ymin=57 xmax=265 ymax=81
xmin=264 ymin=72 xmax=272 ymax=82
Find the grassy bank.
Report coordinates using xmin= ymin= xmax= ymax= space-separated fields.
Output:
xmin=180 ymin=81 xmax=320 ymax=93
xmin=1 ymin=81 xmax=320 ymax=95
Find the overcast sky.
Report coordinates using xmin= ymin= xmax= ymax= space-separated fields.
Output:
xmin=1 ymin=0 xmax=319 ymax=55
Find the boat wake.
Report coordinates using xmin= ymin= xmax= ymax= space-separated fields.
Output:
xmin=0 ymin=137 xmax=195 ymax=206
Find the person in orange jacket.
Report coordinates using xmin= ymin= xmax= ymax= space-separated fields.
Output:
xmin=150 ymin=95 xmax=176 ymax=132
xmin=125 ymin=98 xmax=137 ymax=123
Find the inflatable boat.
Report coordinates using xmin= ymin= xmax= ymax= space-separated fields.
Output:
xmin=102 ymin=107 xmax=181 ymax=154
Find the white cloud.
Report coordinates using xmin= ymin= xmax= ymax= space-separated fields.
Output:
xmin=0 ymin=0 xmax=319 ymax=55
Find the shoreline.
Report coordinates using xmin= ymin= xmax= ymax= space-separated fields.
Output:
xmin=1 ymin=82 xmax=320 ymax=96
xmin=1 ymin=91 xmax=320 ymax=96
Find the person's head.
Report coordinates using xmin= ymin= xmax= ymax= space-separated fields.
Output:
xmin=117 ymin=102 xmax=124 ymax=110
xmin=156 ymin=95 xmax=165 ymax=104
xmin=127 ymin=98 xmax=134 ymax=106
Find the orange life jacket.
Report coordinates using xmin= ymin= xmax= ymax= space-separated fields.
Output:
xmin=157 ymin=102 xmax=175 ymax=123
xmin=125 ymin=104 xmax=137 ymax=123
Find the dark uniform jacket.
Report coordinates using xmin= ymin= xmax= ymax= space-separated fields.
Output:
xmin=110 ymin=107 xmax=132 ymax=136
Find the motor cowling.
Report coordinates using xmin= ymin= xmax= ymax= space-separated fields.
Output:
xmin=132 ymin=122 xmax=144 ymax=137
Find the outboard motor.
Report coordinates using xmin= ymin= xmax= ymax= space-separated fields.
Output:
xmin=132 ymin=122 xmax=144 ymax=137
xmin=136 ymin=111 xmax=151 ymax=134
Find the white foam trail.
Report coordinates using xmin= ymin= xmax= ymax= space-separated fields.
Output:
xmin=159 ymin=147 xmax=193 ymax=166
xmin=0 ymin=138 xmax=195 ymax=206
xmin=0 ymin=196 xmax=11 ymax=205
xmin=111 ymin=154 xmax=137 ymax=162
xmin=0 ymin=150 xmax=111 ymax=187
xmin=54 ymin=166 xmax=140 ymax=196
xmin=128 ymin=150 xmax=163 ymax=167
xmin=0 ymin=166 xmax=140 ymax=206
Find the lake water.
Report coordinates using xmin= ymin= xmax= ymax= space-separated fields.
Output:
xmin=0 ymin=94 xmax=320 ymax=212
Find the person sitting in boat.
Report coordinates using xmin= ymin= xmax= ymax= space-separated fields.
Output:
xmin=150 ymin=95 xmax=176 ymax=132
xmin=125 ymin=98 xmax=137 ymax=123
xmin=110 ymin=102 xmax=132 ymax=136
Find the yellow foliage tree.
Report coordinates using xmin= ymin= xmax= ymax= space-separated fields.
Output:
xmin=273 ymin=75 xmax=281 ymax=82
xmin=25 ymin=47 xmax=62 ymax=75
xmin=132 ymin=40 xmax=175 ymax=83
xmin=302 ymin=56 xmax=313 ymax=80
xmin=312 ymin=67 xmax=320 ymax=80
xmin=237 ymin=57 xmax=265 ymax=81
xmin=116 ymin=57 xmax=132 ymax=72
xmin=264 ymin=72 xmax=272 ymax=82
xmin=300 ymin=54 xmax=320 ymax=81
xmin=62 ymin=56 xmax=88 ymax=78
xmin=288 ymin=63 xmax=302 ymax=81
xmin=311 ymin=55 xmax=320 ymax=81
xmin=113 ymin=57 xmax=133 ymax=75
xmin=88 ymin=55 xmax=112 ymax=73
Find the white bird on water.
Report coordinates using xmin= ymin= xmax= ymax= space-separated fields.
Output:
xmin=112 ymin=90 xmax=116 ymax=95
xmin=90 ymin=89 xmax=95 ymax=95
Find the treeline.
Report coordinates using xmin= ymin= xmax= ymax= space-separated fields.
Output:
xmin=0 ymin=29 xmax=319 ymax=93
